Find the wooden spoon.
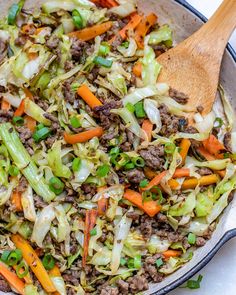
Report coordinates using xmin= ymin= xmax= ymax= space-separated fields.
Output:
xmin=157 ymin=0 xmax=236 ymax=117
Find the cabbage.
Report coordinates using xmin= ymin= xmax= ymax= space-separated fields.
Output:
xmin=61 ymin=18 xmax=75 ymax=34
xmin=55 ymin=205 xmax=71 ymax=243
xmin=47 ymin=141 xmax=72 ymax=179
xmin=31 ymin=204 xmax=55 ymax=247
xmin=147 ymin=235 xmax=171 ymax=254
xmin=156 ymin=96 xmax=195 ymax=116
xmin=215 ymin=164 xmax=236 ymax=198
xmin=88 ymin=218 xmax=103 ymax=255
xmin=185 ymin=156 xmax=231 ymax=171
xmin=195 ymin=190 xmax=214 ymax=217
xmin=0 ymin=145 xmax=10 ymax=187
xmin=50 ymin=276 xmax=67 ymax=295
xmin=159 ymin=254 xmax=192 ymax=274
xmin=21 ymin=185 xmax=37 ymax=222
xmin=124 ymin=231 xmax=145 ymax=256
xmin=24 ymin=98 xmax=51 ymax=126
xmin=110 ymin=214 xmax=132 ymax=274
xmin=194 ymin=111 xmax=216 ymax=134
xmin=214 ymin=174 xmax=236 ymax=200
xmin=142 ymin=40 xmax=162 ymax=86
xmin=109 ymin=2 xmax=136 ymax=18
xmin=123 ymin=85 xmax=160 ymax=106
xmin=107 ymin=72 xmax=127 ymax=97
xmin=219 ymin=85 xmax=234 ymax=130
xmin=144 ymin=99 xmax=162 ymax=133
xmin=92 ymin=185 xmax=124 ymax=202
xmin=117 ymin=38 xmax=137 ymax=57
xmin=22 ymin=57 xmax=41 ymax=80
xmin=1 ymin=93 xmax=21 ymax=108
xmin=12 ymin=52 xmax=29 ymax=80
xmin=232 ymin=132 xmax=236 ymax=153
xmin=148 ymin=24 xmax=173 ymax=46
xmin=42 ymin=0 xmax=94 ymax=13
xmin=173 ymin=132 xmax=209 ymax=141
xmin=0 ymin=179 xmax=17 ymax=206
xmin=110 ymin=108 xmax=146 ymax=139
xmin=25 ymin=285 xmax=39 ymax=295
xmin=187 ymin=219 xmax=209 ymax=236
xmin=169 ymin=190 xmax=198 ymax=217
xmin=89 ymin=246 xmax=112 ymax=266
xmin=71 ymin=159 xmax=94 ymax=189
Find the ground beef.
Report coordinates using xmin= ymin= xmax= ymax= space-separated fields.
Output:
xmin=81 ymin=183 xmax=97 ymax=199
xmin=183 ymin=237 xmax=191 ymax=250
xmin=44 ymin=112 xmax=58 ymax=122
xmin=70 ymin=38 xmax=89 ymax=62
xmin=111 ymin=34 xmax=123 ymax=50
xmin=63 ymin=271 xmax=80 ymax=286
xmin=0 ymin=275 xmax=11 ymax=292
xmin=159 ymin=104 xmax=182 ymax=136
xmin=0 ymin=39 xmax=7 ymax=63
xmin=17 ymin=176 xmax=28 ymax=193
xmin=196 ymin=237 xmax=206 ymax=247
xmin=116 ymin=279 xmax=129 ymax=294
xmin=15 ymin=126 xmax=32 ymax=143
xmin=34 ymin=97 xmax=49 ymax=111
xmin=126 ymin=211 xmax=140 ymax=220
xmin=197 ymin=105 xmax=204 ymax=113
xmin=34 ymin=194 xmax=47 ymax=208
xmin=46 ymin=37 xmax=59 ymax=49
xmin=167 ymin=232 xmax=183 ymax=243
xmin=197 ymin=167 xmax=213 ymax=176
xmin=126 ymin=168 xmax=145 ymax=184
xmin=224 ymin=132 xmax=232 ymax=152
xmin=64 ymin=60 xmax=74 ymax=72
xmin=62 ymin=79 xmax=75 ymax=103
xmin=127 ymin=275 xmax=149 ymax=294
xmin=139 ymin=145 xmax=165 ymax=170
xmin=140 ymin=215 xmax=153 ymax=239
xmin=100 ymin=125 xmax=119 ymax=148
xmin=156 ymin=212 xmax=168 ymax=223
xmin=143 ymin=254 xmax=164 ymax=283
xmin=184 ymin=126 xmax=198 ymax=134
xmin=150 ymin=44 xmax=167 ymax=56
xmin=169 ymin=88 xmax=189 ymax=104
xmin=0 ymin=109 xmax=13 ymax=122
xmin=100 ymin=286 xmax=119 ymax=295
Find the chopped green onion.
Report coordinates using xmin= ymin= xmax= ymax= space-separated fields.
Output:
xmin=156 ymin=257 xmax=163 ymax=268
xmin=187 ymin=233 xmax=196 ymax=245
xmin=133 ymin=254 xmax=142 ymax=269
xmin=42 ymin=254 xmax=55 ymax=271
xmin=8 ymin=0 xmax=25 ymax=25
xmin=186 ymin=275 xmax=203 ymax=289
xmin=223 ymin=152 xmax=230 ymax=159
xmin=72 ymin=9 xmax=83 ymax=29
xmin=6 ymin=249 xmax=22 ymax=266
xmin=1 ymin=251 xmax=11 ymax=264
xmin=16 ymin=261 xmax=29 ymax=278
xmin=90 ymin=228 xmax=97 ymax=236
xmin=33 ymin=127 xmax=51 ymax=142
xmin=120 ymin=257 xmax=127 ymax=266
xmin=132 ymin=156 xmax=145 ymax=167
xmin=152 ymin=186 xmax=164 ymax=203
xmin=214 ymin=117 xmax=223 ymax=128
xmin=134 ymin=101 xmax=146 ymax=118
xmin=127 ymin=258 xmax=134 ymax=269
xmin=36 ymin=123 xmax=44 ymax=130
xmin=49 ymin=177 xmax=64 ymax=195
xmin=124 ymin=162 xmax=135 ymax=170
xmin=9 ymin=165 xmax=20 ymax=177
xmin=125 ymin=102 xmax=135 ymax=113
xmin=12 ymin=116 xmax=24 ymax=126
xmin=142 ymin=191 xmax=153 ymax=203
xmin=111 ymin=153 xmax=130 ymax=169
xmin=96 ymin=164 xmax=110 ymax=177
xmin=70 ymin=116 xmax=81 ymax=128
xmin=36 ymin=72 xmax=51 ymax=90
xmin=72 ymin=158 xmax=81 ymax=172
xmin=139 ymin=179 xmax=149 ymax=188
xmin=93 ymin=56 xmax=113 ymax=68
xmin=109 ymin=147 xmax=120 ymax=156
xmin=121 ymin=41 xmax=129 ymax=48
xmin=164 ymin=142 xmax=176 ymax=154
xmin=99 ymin=42 xmax=110 ymax=56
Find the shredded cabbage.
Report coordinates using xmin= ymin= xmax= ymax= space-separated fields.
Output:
xmin=21 ymin=185 xmax=37 ymax=222
xmin=148 ymin=24 xmax=173 ymax=46
xmin=109 ymin=2 xmax=136 ymax=18
xmin=147 ymin=235 xmax=171 ymax=254
xmin=143 ymin=99 xmax=162 ymax=133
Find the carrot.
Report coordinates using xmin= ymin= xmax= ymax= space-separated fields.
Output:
xmin=133 ymin=61 xmax=142 ymax=77
xmin=1 ymin=100 xmax=10 ymax=110
xmin=142 ymin=119 xmax=153 ymax=142
xmin=202 ymin=134 xmax=225 ymax=158
xmin=11 ymin=234 xmax=56 ymax=293
xmin=24 ymin=115 xmax=36 ymax=132
xmin=14 ymin=99 xmax=25 ymax=117
xmin=97 ymin=198 xmax=108 ymax=216
xmin=64 ymin=127 xmax=104 ymax=144
xmin=11 ymin=191 xmax=23 ymax=212
xmin=13 ymin=264 xmax=32 ymax=284
xmin=144 ymin=167 xmax=156 ymax=180
xmin=68 ymin=21 xmax=113 ymax=41
xmin=173 ymin=168 xmax=190 ymax=178
xmin=124 ymin=189 xmax=161 ymax=217
xmin=91 ymin=0 xmax=118 ymax=8
xmin=28 ymin=52 xmax=38 ymax=60
xmin=162 ymin=250 xmax=181 ymax=259
xmin=48 ymin=265 xmax=61 ymax=277
xmin=21 ymin=24 xmax=35 ymax=35
xmin=178 ymin=174 xmax=220 ymax=190
xmin=167 ymin=179 xmax=180 ymax=190
xmin=179 ymin=139 xmax=191 ymax=164
xmin=77 ymin=84 xmax=103 ymax=109
xmin=135 ymin=13 xmax=158 ymax=48
xmin=83 ymin=209 xmax=97 ymax=267
xmin=23 ymin=88 xmax=34 ymax=100
xmin=0 ymin=263 xmax=25 ymax=295
xmin=118 ymin=13 xmax=142 ymax=40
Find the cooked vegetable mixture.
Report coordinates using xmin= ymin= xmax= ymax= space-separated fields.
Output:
xmin=0 ymin=0 xmax=235 ymax=294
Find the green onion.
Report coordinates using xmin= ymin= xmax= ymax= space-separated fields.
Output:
xmin=186 ymin=275 xmax=203 ymax=289
xmin=36 ymin=72 xmax=51 ymax=90
xmin=90 ymin=228 xmax=97 ymax=236
xmin=93 ymin=56 xmax=113 ymax=68
xmin=72 ymin=158 xmax=81 ymax=172
xmin=124 ymin=162 xmax=135 ymax=170
xmin=109 ymin=147 xmax=120 ymax=156
xmin=133 ymin=254 xmax=142 ymax=269
xmin=127 ymin=258 xmax=134 ymax=269
xmin=6 ymin=249 xmax=22 ymax=266
xmin=164 ymin=142 xmax=176 ymax=154
xmin=139 ymin=179 xmax=149 ymax=188
xmin=72 ymin=9 xmax=83 ymax=29
xmin=156 ymin=257 xmax=163 ymax=268
xmin=125 ymin=102 xmax=135 ymax=113
xmin=1 ymin=251 xmax=11 ymax=264
xmin=214 ymin=117 xmax=223 ymax=128
xmin=152 ymin=186 xmax=164 ymax=203
xmin=111 ymin=153 xmax=130 ymax=169
xmin=223 ymin=152 xmax=230 ymax=159
xmin=33 ymin=127 xmax=51 ymax=142
xmin=9 ymin=165 xmax=20 ymax=177
xmin=121 ymin=41 xmax=129 ymax=48
xmin=70 ymin=116 xmax=81 ymax=128
xmin=36 ymin=123 xmax=44 ymax=130
xmin=8 ymin=0 xmax=25 ymax=25
xmin=99 ymin=42 xmax=110 ymax=56
xmin=96 ymin=164 xmax=110 ymax=177
xmin=12 ymin=116 xmax=24 ymax=126
xmin=134 ymin=102 xmax=146 ymax=118
xmin=120 ymin=257 xmax=127 ymax=266
xmin=16 ymin=261 xmax=29 ymax=278
xmin=187 ymin=233 xmax=196 ymax=245
xmin=131 ymin=156 xmax=145 ymax=167
xmin=142 ymin=191 xmax=153 ymax=203
xmin=42 ymin=254 xmax=55 ymax=271
xmin=49 ymin=177 xmax=64 ymax=195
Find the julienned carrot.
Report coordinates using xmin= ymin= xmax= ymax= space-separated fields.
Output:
xmin=167 ymin=179 xmax=180 ymax=190
xmin=173 ymin=168 xmax=190 ymax=178
xmin=1 ymin=100 xmax=10 ymax=110
xmin=162 ymin=250 xmax=181 ymax=259
xmin=25 ymin=115 xmax=36 ymax=132
xmin=179 ymin=174 xmax=220 ymax=190
xmin=49 ymin=265 xmax=61 ymax=277
xmin=64 ymin=127 xmax=104 ymax=144
xmin=14 ymin=99 xmax=25 ymax=117
xmin=23 ymin=88 xmax=34 ymax=100
xmin=144 ymin=167 xmax=156 ymax=180
xmin=68 ymin=21 xmax=113 ymax=41
xmin=97 ymin=198 xmax=108 ymax=216
xmin=179 ymin=139 xmax=191 ymax=164
xmin=124 ymin=189 xmax=161 ymax=217
xmin=119 ymin=13 xmax=142 ymax=40
xmin=0 ymin=262 xmax=25 ymax=295
xmin=83 ymin=209 xmax=97 ymax=267
xmin=13 ymin=264 xmax=32 ymax=284
xmin=28 ymin=52 xmax=38 ymax=60
xmin=11 ymin=234 xmax=56 ymax=293
xmin=135 ymin=13 xmax=158 ymax=48
xmin=202 ymin=134 xmax=225 ymax=158
xmin=91 ymin=0 xmax=118 ymax=8
xmin=11 ymin=191 xmax=23 ymax=212
xmin=77 ymin=84 xmax=102 ymax=109
xmin=133 ymin=61 xmax=142 ymax=77
xmin=142 ymin=119 xmax=153 ymax=142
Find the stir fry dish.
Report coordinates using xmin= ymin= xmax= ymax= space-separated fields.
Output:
xmin=0 ymin=0 xmax=235 ymax=294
